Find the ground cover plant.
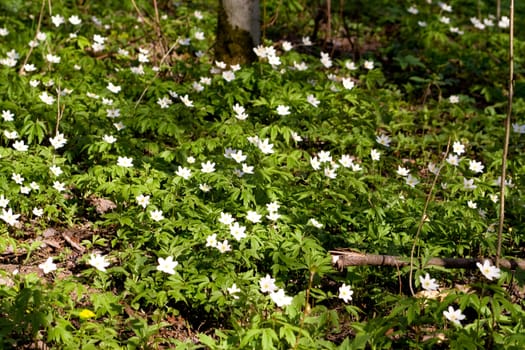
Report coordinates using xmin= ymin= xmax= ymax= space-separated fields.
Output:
xmin=0 ymin=0 xmax=525 ymax=348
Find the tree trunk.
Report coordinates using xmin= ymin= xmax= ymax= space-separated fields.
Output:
xmin=330 ymin=250 xmax=525 ymax=271
xmin=216 ymin=0 xmax=260 ymax=65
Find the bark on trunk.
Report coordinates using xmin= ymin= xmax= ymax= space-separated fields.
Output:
xmin=330 ymin=250 xmax=525 ymax=271
xmin=216 ymin=0 xmax=260 ymax=65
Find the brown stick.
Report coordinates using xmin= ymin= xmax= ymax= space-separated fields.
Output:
xmin=330 ymin=250 xmax=525 ymax=271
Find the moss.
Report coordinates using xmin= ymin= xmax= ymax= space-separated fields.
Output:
xmin=215 ymin=2 xmax=257 ymax=65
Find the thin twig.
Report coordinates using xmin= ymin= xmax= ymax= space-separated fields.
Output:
xmin=129 ymin=0 xmax=153 ymax=27
xmin=497 ymin=0 xmax=514 ymax=267
xmin=134 ymin=42 xmax=179 ymax=109
xmin=19 ymin=0 xmax=46 ymax=75
xmin=408 ymin=137 xmax=451 ymax=296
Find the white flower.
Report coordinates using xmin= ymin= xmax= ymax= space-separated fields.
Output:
xmin=206 ymin=233 xmax=218 ymax=248
xmin=376 ymin=134 xmax=391 ymax=147
xmin=201 ymin=161 xmax=216 ymax=173
xmin=463 ymin=178 xmax=477 ymax=190
xmin=12 ymin=140 xmax=28 ymax=152
xmin=219 ymin=212 xmax=235 ymax=226
xmin=2 ymin=110 xmax=14 ymax=121
xmin=476 ymin=260 xmax=501 ymax=280
xmin=405 ymin=174 xmax=419 ymax=188
xmin=49 ymin=132 xmax=67 ymax=149
xmin=0 ymin=27 xmax=8 ymax=36
xmin=23 ymin=63 xmax=37 ymax=72
xmin=242 ymin=163 xmax=254 ymax=174
xmin=294 ymin=61 xmax=308 ymax=71
xmin=342 ymin=78 xmax=355 ymax=90
xmin=439 ymin=2 xmax=452 ymax=12
xmin=469 ymin=160 xmax=484 ymax=174
xmin=222 ymin=70 xmax=235 ymax=82
xmin=291 ymin=131 xmax=302 ymax=142
xmin=363 ymin=60 xmax=374 ymax=69
xmin=0 ymin=195 xmax=9 ymax=208
xmin=307 ymin=94 xmax=320 ymax=107
xmin=187 ymin=156 xmax=195 ymax=164
xmin=320 ymin=52 xmax=332 ymax=68
xmin=498 ymin=16 xmax=510 ymax=28
xmin=439 ymin=16 xmax=450 ymax=24
xmin=157 ymin=256 xmax=178 ymax=274
xmin=396 ymin=166 xmax=410 ymax=177
xmin=180 ymin=94 xmax=193 ymax=107
xmin=227 ymin=283 xmax=241 ymax=299
xmin=246 ymin=210 xmax=262 ymax=223
xmin=467 ymin=200 xmax=477 ymax=209
xmin=231 ymin=150 xmax=247 ymax=163
xmin=157 ymin=96 xmax=172 ymax=109
xmin=259 ymin=274 xmax=277 ymax=293
xmin=117 ymin=156 xmax=133 ymax=167
xmin=176 ymin=166 xmax=192 ymax=180
xmin=407 ymin=6 xmax=418 ymax=14
xmin=308 ymin=218 xmax=323 ymax=228
xmin=88 ymin=253 xmax=110 ymax=272
xmin=136 ymin=194 xmax=150 ymax=208
xmin=257 ymin=138 xmax=274 ymax=154
xmin=233 ymin=103 xmax=248 ymax=120
xmin=317 ymin=150 xmax=331 ymax=163
xmin=324 ymin=167 xmax=337 ymax=179
xmin=276 ymin=105 xmax=290 ymax=116
xmin=216 ymin=240 xmax=231 ymax=253
xmin=53 ymin=181 xmax=66 ymax=192
xmin=103 ymin=135 xmax=117 ymax=144
xmin=200 ymin=77 xmax=212 ymax=85
xmin=192 ymin=82 xmax=204 ymax=92
xmin=68 ymin=15 xmax=82 ymax=25
xmin=39 ymin=91 xmax=55 ymax=105
xmin=310 ymin=156 xmax=321 ymax=170
xmin=419 ymin=273 xmax=439 ymax=291
xmin=338 ymin=283 xmax=354 ymax=302
xmin=150 ymin=209 xmax=164 ymax=221
xmin=194 ymin=10 xmax=203 ymax=19
xmin=339 ymin=154 xmax=354 ymax=168
xmin=352 ymin=163 xmax=363 ymax=171
xmin=253 ymin=45 xmax=268 ymax=58
xmin=452 ymin=141 xmax=464 ymax=154
xmin=0 ymin=208 xmax=20 ymax=226
xmin=446 ymin=154 xmax=459 ymax=166
xmin=33 ymin=207 xmax=44 ymax=217
xmin=107 ymin=82 xmax=121 ymax=94
xmin=266 ymin=211 xmax=281 ymax=221
xmin=278 ymin=41 xmax=291 ymax=52
xmin=50 ymin=165 xmax=63 ymax=177
xmin=267 ymin=201 xmax=280 ymax=213
xmin=370 ymin=149 xmax=380 ymax=161
xmin=270 ymin=289 xmax=293 ymax=307
xmin=443 ymin=306 xmax=466 ymax=325
xmin=51 ymin=14 xmax=65 ymax=27
xmin=11 ymin=173 xmax=24 ymax=184
xmin=302 ymin=36 xmax=312 ymax=46
xmin=230 ymin=222 xmax=247 ymax=241
xmin=199 ymin=183 xmax=211 ymax=192
xmin=39 ymin=257 xmax=57 ymax=274
xmin=194 ymin=31 xmax=205 ymax=40
xmin=20 ymin=186 xmax=31 ymax=194
xmin=46 ymin=54 xmax=61 ymax=63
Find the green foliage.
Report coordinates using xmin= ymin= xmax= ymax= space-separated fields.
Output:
xmin=0 ymin=0 xmax=524 ymax=349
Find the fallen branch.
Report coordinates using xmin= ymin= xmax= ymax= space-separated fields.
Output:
xmin=330 ymin=250 xmax=525 ymax=271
